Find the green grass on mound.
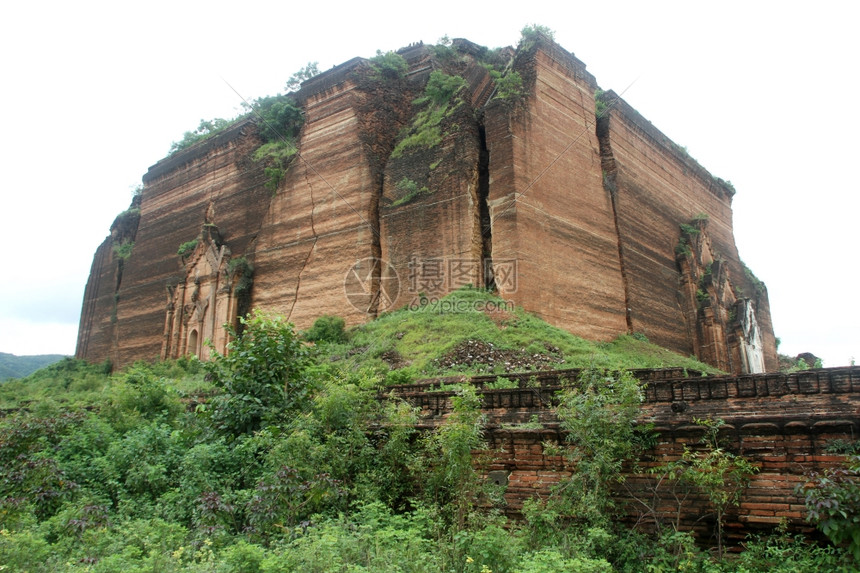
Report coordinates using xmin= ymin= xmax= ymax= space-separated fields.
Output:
xmin=316 ymin=287 xmax=720 ymax=380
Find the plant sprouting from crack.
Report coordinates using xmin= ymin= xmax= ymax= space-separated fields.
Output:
xmin=391 ymin=71 xmax=467 ymax=158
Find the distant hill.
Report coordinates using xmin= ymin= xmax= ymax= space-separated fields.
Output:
xmin=0 ymin=352 xmax=68 ymax=380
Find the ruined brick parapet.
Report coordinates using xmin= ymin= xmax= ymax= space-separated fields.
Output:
xmin=393 ymin=366 xmax=860 ymax=542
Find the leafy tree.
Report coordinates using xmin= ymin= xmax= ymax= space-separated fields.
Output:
xmin=491 ymin=69 xmax=524 ymax=102
xmin=800 ymin=453 xmax=860 ymax=561
xmin=519 ymin=24 xmax=555 ymax=49
xmin=391 ymin=71 xmax=466 ymax=158
xmin=369 ymin=50 xmax=408 ymax=80
xmin=303 ymin=315 xmax=347 ymax=344
xmin=252 ymin=94 xmax=304 ymax=144
xmin=285 ymin=61 xmax=320 ymax=92
xmin=169 ymin=118 xmax=234 ymax=154
xmin=248 ymin=94 xmax=304 ymax=191
xmin=659 ymin=417 xmax=758 ymax=558
xmin=420 ymin=385 xmax=490 ymax=529
xmin=553 ymin=369 xmax=644 ymax=525
xmin=203 ymin=311 xmax=315 ymax=437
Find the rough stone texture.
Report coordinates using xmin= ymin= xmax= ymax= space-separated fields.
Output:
xmin=599 ymin=95 xmax=778 ymax=372
xmin=380 ymin=54 xmax=490 ymax=307
xmin=485 ymin=43 xmax=629 ymax=341
xmin=391 ymin=366 xmax=860 ymax=543
xmin=77 ymin=35 xmax=777 ymax=373
xmin=251 ymin=66 xmax=382 ymax=327
xmin=77 ymin=121 xmax=272 ymax=366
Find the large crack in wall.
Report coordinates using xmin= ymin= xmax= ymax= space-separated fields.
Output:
xmin=366 ymin=171 xmax=384 ymax=318
xmin=287 ymin=167 xmax=319 ymax=320
xmin=596 ymin=113 xmax=633 ymax=333
xmin=477 ymin=121 xmax=495 ymax=290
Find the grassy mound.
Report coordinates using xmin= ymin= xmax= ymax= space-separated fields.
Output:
xmin=315 ymin=287 xmax=719 ymax=379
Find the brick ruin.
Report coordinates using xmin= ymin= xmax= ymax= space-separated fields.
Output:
xmin=392 ymin=366 xmax=860 ymax=544
xmin=77 ymin=35 xmax=777 ymax=374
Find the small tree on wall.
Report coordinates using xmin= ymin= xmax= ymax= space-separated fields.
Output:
xmin=656 ymin=417 xmax=758 ymax=558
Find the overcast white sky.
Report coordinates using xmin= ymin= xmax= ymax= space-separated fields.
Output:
xmin=0 ymin=1 xmax=857 ymax=367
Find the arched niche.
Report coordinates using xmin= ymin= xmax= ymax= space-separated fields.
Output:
xmin=161 ymin=224 xmax=250 ymax=361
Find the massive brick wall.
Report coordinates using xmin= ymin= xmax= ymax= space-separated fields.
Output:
xmin=486 ymin=43 xmax=628 ymax=341
xmin=600 ymin=96 xmax=778 ymax=372
xmin=392 ymin=366 xmax=860 ymax=543
xmin=251 ymin=67 xmax=383 ymax=326
xmin=77 ymin=121 xmax=272 ymax=365
xmin=77 ymin=36 xmax=778 ymax=374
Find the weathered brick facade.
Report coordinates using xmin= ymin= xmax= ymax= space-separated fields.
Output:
xmin=392 ymin=366 xmax=860 ymax=544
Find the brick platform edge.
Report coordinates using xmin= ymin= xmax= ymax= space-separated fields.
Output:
xmin=390 ymin=366 xmax=860 ymax=545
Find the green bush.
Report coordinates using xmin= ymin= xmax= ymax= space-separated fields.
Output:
xmin=553 ymin=369 xmax=644 ymax=525
xmin=303 ymin=315 xmax=347 ymax=344
xmin=170 ymin=118 xmax=235 ymax=154
xmin=249 ymin=95 xmax=304 ymax=190
xmin=391 ymin=177 xmax=430 ymax=206
xmin=204 ymin=311 xmax=315 ymax=437
xmin=177 ymin=239 xmax=199 ymax=259
xmin=369 ymin=50 xmax=408 ymax=80
xmin=391 ymin=71 xmax=466 ymax=158
xmin=253 ymin=95 xmax=303 ymax=144
xmin=799 ymin=454 xmax=860 ymax=561
xmin=655 ymin=417 xmax=758 ymax=559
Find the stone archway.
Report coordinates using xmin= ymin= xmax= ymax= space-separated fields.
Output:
xmin=162 ymin=224 xmax=248 ymax=361
xmin=187 ymin=329 xmax=199 ymax=357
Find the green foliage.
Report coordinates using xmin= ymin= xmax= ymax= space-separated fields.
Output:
xmin=252 ymin=95 xmax=303 ymax=144
xmin=369 ymin=50 xmax=408 ymax=80
xmin=249 ymin=94 xmax=304 ymax=191
xmin=419 ymin=385 xmax=491 ymax=529
xmin=415 ymin=70 xmax=467 ymax=107
xmin=303 ymin=315 xmax=347 ymax=344
xmin=253 ymin=141 xmax=299 ymax=191
xmin=285 ymin=61 xmax=320 ymax=93
xmin=2 ymin=289 xmax=826 ymax=570
xmin=432 ymin=35 xmax=459 ymax=63
xmin=102 ymin=366 xmax=183 ymax=432
xmin=675 ymin=237 xmax=692 ymax=257
xmin=177 ymin=239 xmax=199 ymax=259
xmin=391 ymin=71 xmax=466 ymax=158
xmin=679 ymin=222 xmax=700 ymax=236
xmin=170 ymin=117 xmax=235 ymax=154
xmin=717 ymin=178 xmax=736 ymax=194
xmin=552 ymin=369 xmax=645 ymax=525
xmin=391 ymin=177 xmax=430 ymax=206
xmin=112 ymin=240 xmax=133 ymax=260
xmin=491 ymin=68 xmax=525 ymax=102
xmin=228 ymin=256 xmax=254 ymax=302
xmin=742 ymin=260 xmax=767 ymax=298
xmin=485 ymin=376 xmax=518 ymax=389
xmin=519 ymin=24 xmax=555 ymax=49
xmin=595 ymin=88 xmax=609 ymax=118
xmin=112 ymin=207 xmax=140 ymax=233
xmin=658 ymin=417 xmax=758 ymax=558
xmin=799 ymin=453 xmax=860 ymax=561
xmin=734 ymin=521 xmax=847 ymax=572
xmin=203 ymin=311 xmax=314 ymax=437
xmin=246 ymin=466 xmax=344 ymax=542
